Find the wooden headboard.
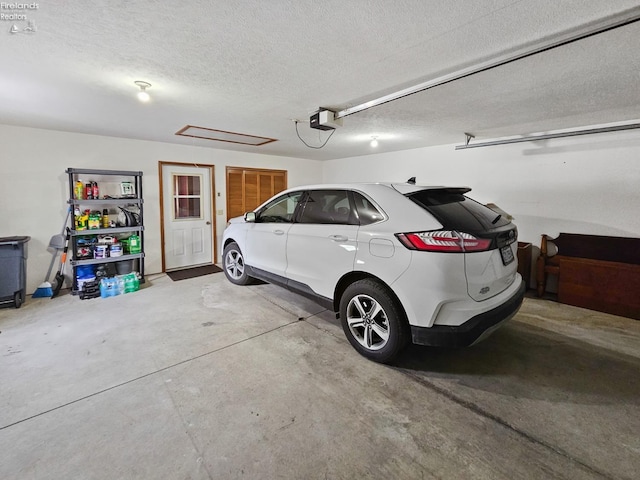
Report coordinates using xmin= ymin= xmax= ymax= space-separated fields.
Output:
xmin=537 ymin=233 xmax=640 ymax=320
xmin=546 ymin=233 xmax=640 ymax=265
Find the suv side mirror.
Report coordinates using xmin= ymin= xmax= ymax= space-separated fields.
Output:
xmin=244 ymin=211 xmax=256 ymax=223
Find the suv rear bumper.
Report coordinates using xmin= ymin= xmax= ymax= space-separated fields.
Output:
xmin=410 ymin=278 xmax=526 ymax=347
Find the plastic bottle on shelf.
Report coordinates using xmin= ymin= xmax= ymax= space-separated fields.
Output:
xmin=92 ymin=181 xmax=99 ymax=199
xmin=76 ymin=212 xmax=88 ymax=230
xmin=102 ymin=209 xmax=109 ymax=228
xmin=74 ymin=206 xmax=81 ymax=230
xmin=128 ymin=234 xmax=141 ymax=254
xmin=75 ymin=180 xmax=84 ymax=200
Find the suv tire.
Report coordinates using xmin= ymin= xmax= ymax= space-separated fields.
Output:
xmin=223 ymin=242 xmax=252 ymax=285
xmin=339 ymin=279 xmax=409 ymax=363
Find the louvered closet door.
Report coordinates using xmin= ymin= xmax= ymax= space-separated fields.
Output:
xmin=226 ymin=167 xmax=287 ymax=220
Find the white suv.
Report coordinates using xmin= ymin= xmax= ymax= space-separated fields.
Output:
xmin=222 ymin=182 xmax=525 ymax=363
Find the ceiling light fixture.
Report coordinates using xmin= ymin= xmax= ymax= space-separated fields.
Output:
xmin=134 ymin=81 xmax=151 ymax=102
xmin=370 ymin=136 xmax=378 ymax=148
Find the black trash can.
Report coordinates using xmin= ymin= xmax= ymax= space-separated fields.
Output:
xmin=0 ymin=236 xmax=31 ymax=308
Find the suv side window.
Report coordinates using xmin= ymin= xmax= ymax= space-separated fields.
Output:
xmin=298 ymin=190 xmax=356 ymax=225
xmin=353 ymin=191 xmax=384 ymax=225
xmin=257 ymin=191 xmax=303 ymax=223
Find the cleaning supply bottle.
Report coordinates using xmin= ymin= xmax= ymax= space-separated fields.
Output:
xmin=76 ymin=209 xmax=88 ymax=230
xmin=75 ymin=180 xmax=84 ymax=200
xmin=127 ymin=234 xmax=141 ymax=254
xmin=74 ymin=206 xmax=81 ymax=230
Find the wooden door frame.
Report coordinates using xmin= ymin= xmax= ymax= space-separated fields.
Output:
xmin=158 ymin=161 xmax=217 ymax=272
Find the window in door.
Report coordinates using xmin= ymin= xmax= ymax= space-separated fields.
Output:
xmin=173 ymin=174 xmax=203 ymax=220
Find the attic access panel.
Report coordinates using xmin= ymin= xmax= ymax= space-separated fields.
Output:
xmin=175 ymin=125 xmax=277 ymax=146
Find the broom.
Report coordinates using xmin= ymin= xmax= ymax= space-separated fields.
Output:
xmin=33 ymin=283 xmax=54 ymax=298
xmin=32 ymin=255 xmax=56 ymax=298
xmin=33 ymin=208 xmax=71 ymax=298
xmin=51 ymin=227 xmax=71 ymax=299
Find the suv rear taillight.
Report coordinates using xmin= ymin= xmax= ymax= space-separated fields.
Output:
xmin=396 ymin=230 xmax=491 ymax=252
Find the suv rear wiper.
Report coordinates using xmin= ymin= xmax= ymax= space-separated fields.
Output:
xmin=491 ymin=214 xmax=502 ymax=225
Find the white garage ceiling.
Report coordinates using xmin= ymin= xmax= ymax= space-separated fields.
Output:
xmin=1 ymin=0 xmax=639 ymax=160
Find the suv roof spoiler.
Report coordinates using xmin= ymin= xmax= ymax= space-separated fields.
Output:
xmin=391 ymin=184 xmax=472 ymax=195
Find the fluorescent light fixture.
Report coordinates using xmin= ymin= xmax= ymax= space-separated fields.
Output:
xmin=175 ymin=125 xmax=277 ymax=146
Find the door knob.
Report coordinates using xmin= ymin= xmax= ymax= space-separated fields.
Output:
xmin=206 ymin=221 xmax=211 ymax=225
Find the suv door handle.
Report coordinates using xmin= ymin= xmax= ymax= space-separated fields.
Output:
xmin=329 ymin=235 xmax=348 ymax=242
xmin=273 ymin=229 xmax=285 ymax=235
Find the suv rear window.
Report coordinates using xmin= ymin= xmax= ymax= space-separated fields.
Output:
xmin=407 ymin=189 xmax=510 ymax=232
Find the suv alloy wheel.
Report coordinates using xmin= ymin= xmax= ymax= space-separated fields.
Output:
xmin=223 ymin=242 xmax=252 ymax=285
xmin=339 ymin=279 xmax=410 ymax=363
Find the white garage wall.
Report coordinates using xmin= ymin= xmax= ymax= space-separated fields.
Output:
xmin=3 ymin=123 xmax=639 ymax=296
xmin=323 ymin=129 xmax=640 ymax=247
xmin=0 ymin=124 xmax=323 ymax=293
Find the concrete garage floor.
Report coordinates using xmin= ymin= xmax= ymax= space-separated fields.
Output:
xmin=1 ymin=272 xmax=639 ymax=480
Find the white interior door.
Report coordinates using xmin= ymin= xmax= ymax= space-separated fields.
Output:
xmin=162 ymin=164 xmax=213 ymax=270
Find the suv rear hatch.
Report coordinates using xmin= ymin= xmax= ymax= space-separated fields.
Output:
xmin=401 ymin=187 xmax=518 ymax=301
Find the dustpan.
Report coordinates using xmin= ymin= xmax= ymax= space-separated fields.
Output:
xmin=48 ymin=207 xmax=72 ymax=252
xmin=48 ymin=233 xmax=66 ymax=250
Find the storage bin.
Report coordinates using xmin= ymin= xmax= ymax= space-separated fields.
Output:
xmin=76 ymin=265 xmax=95 ymax=278
xmin=75 ymin=264 xmax=96 ymax=292
xmin=0 ymin=236 xmax=31 ymax=308
xmin=77 ymin=276 xmax=97 ymax=292
xmin=75 ymin=236 xmax=96 ymax=259
xmin=115 ymin=259 xmax=138 ymax=275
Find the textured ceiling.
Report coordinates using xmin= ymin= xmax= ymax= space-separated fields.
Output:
xmin=1 ymin=0 xmax=639 ymax=160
